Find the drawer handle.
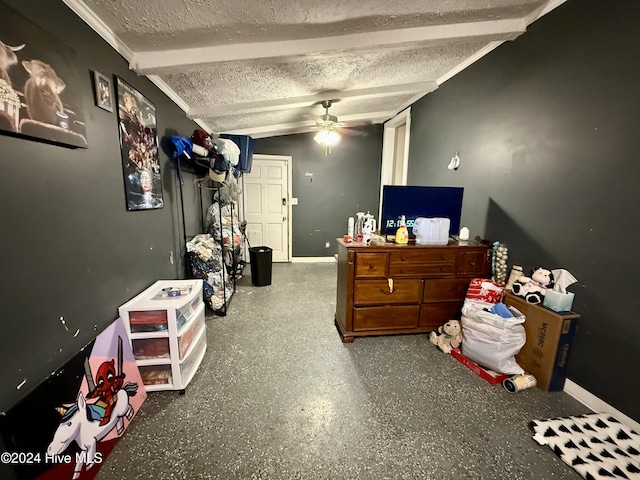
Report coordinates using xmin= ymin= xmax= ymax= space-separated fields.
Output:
xmin=369 ymin=263 xmax=375 ymax=269
xmin=469 ymin=261 xmax=476 ymax=266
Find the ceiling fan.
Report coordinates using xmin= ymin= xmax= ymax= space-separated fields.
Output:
xmin=313 ymin=100 xmax=341 ymax=155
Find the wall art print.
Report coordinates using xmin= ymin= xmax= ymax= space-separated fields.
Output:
xmin=0 ymin=317 xmax=147 ymax=480
xmin=92 ymin=71 xmax=112 ymax=112
xmin=116 ymin=77 xmax=163 ymax=211
xmin=0 ymin=2 xmax=87 ymax=148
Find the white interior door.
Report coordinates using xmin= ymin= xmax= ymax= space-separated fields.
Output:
xmin=243 ymin=155 xmax=291 ymax=262
xmin=379 ymin=108 xmax=411 ymax=220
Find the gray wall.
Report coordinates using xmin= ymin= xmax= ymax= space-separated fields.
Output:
xmin=253 ymin=126 xmax=383 ymax=257
xmin=407 ymin=0 xmax=640 ymax=421
xmin=0 ymin=0 xmax=203 ymax=413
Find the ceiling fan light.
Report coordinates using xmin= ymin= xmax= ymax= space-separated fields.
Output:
xmin=314 ymin=129 xmax=340 ymax=146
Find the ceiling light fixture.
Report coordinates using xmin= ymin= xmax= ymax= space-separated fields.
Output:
xmin=314 ymin=100 xmax=341 ymax=155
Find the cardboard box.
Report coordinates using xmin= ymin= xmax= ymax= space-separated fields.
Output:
xmin=503 ymin=292 xmax=580 ymax=391
xmin=451 ymin=348 xmax=510 ymax=385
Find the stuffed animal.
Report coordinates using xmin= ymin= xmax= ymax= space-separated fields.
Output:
xmin=511 ymin=267 xmax=554 ymax=304
xmin=428 ymin=320 xmax=462 ymax=354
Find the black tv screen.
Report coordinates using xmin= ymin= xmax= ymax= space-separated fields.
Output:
xmin=380 ymin=186 xmax=464 ymax=236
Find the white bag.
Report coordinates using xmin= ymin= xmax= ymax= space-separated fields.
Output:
xmin=460 ymin=300 xmax=526 ymax=375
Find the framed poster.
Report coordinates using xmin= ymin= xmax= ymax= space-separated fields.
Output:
xmin=0 ymin=2 xmax=87 ymax=148
xmin=116 ymin=77 xmax=163 ymax=210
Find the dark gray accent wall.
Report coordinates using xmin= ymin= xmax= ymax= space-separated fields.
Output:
xmin=253 ymin=126 xmax=383 ymax=257
xmin=407 ymin=0 xmax=640 ymax=421
xmin=0 ymin=0 xmax=203 ymax=412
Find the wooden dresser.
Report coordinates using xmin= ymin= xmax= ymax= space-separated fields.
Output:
xmin=335 ymin=238 xmax=491 ymax=342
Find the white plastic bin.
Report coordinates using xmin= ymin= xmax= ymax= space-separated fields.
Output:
xmin=412 ymin=217 xmax=450 ymax=245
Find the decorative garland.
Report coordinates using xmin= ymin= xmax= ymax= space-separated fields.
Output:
xmin=491 ymin=241 xmax=508 ymax=286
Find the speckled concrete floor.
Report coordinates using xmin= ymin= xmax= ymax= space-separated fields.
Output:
xmin=97 ymin=262 xmax=588 ymax=479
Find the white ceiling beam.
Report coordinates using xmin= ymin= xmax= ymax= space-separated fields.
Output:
xmin=224 ymin=111 xmax=394 ymax=138
xmin=187 ymin=81 xmax=438 ymax=118
xmin=131 ymin=18 xmax=527 ymax=74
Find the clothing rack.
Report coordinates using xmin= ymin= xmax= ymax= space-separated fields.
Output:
xmin=176 ymin=157 xmax=207 ymax=279
xmin=192 ymin=180 xmax=243 ymax=316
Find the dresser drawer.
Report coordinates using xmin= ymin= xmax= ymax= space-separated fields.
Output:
xmin=389 ymin=263 xmax=455 ymax=277
xmin=423 ymin=279 xmax=471 ymax=303
xmin=354 ymin=279 xmax=423 ymax=306
xmin=355 ymin=253 xmax=388 ymax=278
xmin=353 ymin=305 xmax=420 ymax=331
xmin=389 ymin=250 xmax=456 ymax=265
xmin=419 ymin=303 xmax=462 ymax=329
xmin=389 ymin=250 xmax=456 ymax=277
xmin=457 ymin=250 xmax=488 ymax=276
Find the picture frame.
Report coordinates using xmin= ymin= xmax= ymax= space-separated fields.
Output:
xmin=0 ymin=2 xmax=88 ymax=148
xmin=93 ymin=71 xmax=113 ymax=112
xmin=115 ymin=76 xmax=163 ymax=211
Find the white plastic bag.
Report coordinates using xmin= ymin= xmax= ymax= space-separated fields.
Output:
xmin=460 ymin=300 xmax=526 ymax=375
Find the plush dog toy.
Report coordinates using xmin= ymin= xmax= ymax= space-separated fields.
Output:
xmin=511 ymin=267 xmax=554 ymax=304
xmin=428 ymin=320 xmax=462 ymax=354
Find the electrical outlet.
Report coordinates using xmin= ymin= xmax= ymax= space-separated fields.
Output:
xmin=325 ymin=242 xmax=331 ymax=248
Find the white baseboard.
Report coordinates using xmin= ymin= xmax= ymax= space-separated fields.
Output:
xmin=564 ymin=379 xmax=640 ymax=431
xmin=291 ymin=256 xmax=337 ymax=263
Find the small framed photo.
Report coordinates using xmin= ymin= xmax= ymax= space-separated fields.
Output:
xmin=93 ymin=71 xmax=113 ymax=112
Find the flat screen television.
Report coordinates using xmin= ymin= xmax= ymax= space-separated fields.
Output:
xmin=380 ymin=185 xmax=464 ymax=236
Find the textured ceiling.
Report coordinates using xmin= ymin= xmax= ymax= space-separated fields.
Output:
xmin=64 ymin=0 xmax=566 ymax=138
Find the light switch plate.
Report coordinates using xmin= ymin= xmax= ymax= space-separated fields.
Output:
xmin=291 ymin=197 xmax=299 ymax=205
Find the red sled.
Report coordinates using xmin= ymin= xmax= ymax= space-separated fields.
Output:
xmin=451 ymin=348 xmax=510 ymax=385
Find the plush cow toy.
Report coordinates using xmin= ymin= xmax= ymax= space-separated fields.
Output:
xmin=511 ymin=267 xmax=554 ymax=304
